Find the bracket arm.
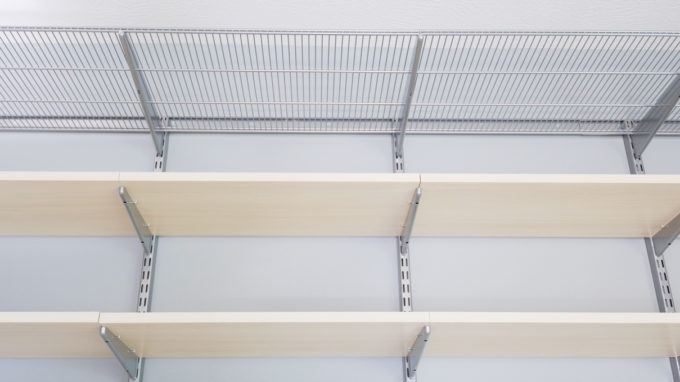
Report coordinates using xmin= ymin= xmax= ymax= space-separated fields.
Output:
xmin=119 ymin=186 xmax=153 ymax=255
xmin=406 ymin=325 xmax=430 ymax=379
xmin=118 ymin=31 xmax=165 ymax=156
xmin=100 ymin=326 xmax=139 ymax=380
xmin=653 ymin=212 xmax=680 ymax=257
xmin=400 ymin=187 xmax=422 ymax=254
xmin=394 ymin=35 xmax=424 ymax=167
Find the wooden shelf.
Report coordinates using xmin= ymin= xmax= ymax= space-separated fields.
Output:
xmin=427 ymin=312 xmax=680 ymax=357
xmin=99 ymin=312 xmax=429 ymax=357
xmin=0 ymin=172 xmax=419 ymax=236
xmin=0 ymin=312 xmax=108 ymax=357
xmin=417 ymin=174 xmax=680 ymax=237
xmin=4 ymin=312 xmax=680 ymax=358
xmin=2 ymin=172 xmax=680 ymax=237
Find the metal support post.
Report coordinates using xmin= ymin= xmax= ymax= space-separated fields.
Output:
xmin=624 ymin=130 xmax=680 ymax=381
xmin=405 ymin=326 xmax=431 ymax=380
xmin=397 ymin=187 xmax=422 ymax=381
xmin=100 ymin=327 xmax=140 ymax=380
xmin=392 ymin=40 xmax=425 ymax=377
xmin=118 ymin=31 xmax=165 ymax=157
xmin=117 ymin=133 xmax=168 ymax=381
xmin=398 ymin=187 xmax=421 ymax=312
xmin=393 ymin=35 xmax=424 ymax=172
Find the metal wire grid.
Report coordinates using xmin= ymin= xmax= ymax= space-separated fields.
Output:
xmin=411 ymin=33 xmax=680 ymax=133
xmin=126 ymin=31 xmax=416 ymax=132
xmin=1 ymin=28 xmax=680 ymax=134
xmin=0 ymin=29 xmax=147 ymax=130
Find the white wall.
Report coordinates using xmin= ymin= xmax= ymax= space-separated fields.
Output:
xmin=0 ymin=132 xmax=679 ymax=382
xmin=1 ymin=0 xmax=679 ymax=31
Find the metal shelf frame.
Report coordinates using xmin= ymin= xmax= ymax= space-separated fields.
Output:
xmin=2 ymin=27 xmax=680 ymax=136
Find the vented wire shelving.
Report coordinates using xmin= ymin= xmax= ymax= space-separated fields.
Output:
xmin=1 ymin=27 xmax=680 ymax=134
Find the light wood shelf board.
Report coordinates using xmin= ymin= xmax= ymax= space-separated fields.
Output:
xmin=417 ymin=174 xmax=680 ymax=237
xmin=427 ymin=312 xmax=680 ymax=357
xmin=4 ymin=172 xmax=680 ymax=238
xmin=120 ymin=172 xmax=420 ymax=236
xmin=0 ymin=312 xmax=109 ymax=358
xmin=99 ymin=312 xmax=429 ymax=357
xmin=0 ymin=172 xmax=132 ymax=236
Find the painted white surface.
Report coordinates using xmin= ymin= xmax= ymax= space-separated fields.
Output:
xmin=152 ymin=237 xmax=398 ymax=312
xmin=0 ymin=132 xmax=154 ymax=172
xmin=167 ymin=134 xmax=391 ymax=172
xmin=642 ymin=136 xmax=680 ymax=175
xmin=405 ymin=135 xmax=629 ymax=174
xmin=1 ymin=0 xmax=679 ymax=31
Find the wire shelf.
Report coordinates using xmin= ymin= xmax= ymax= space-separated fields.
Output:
xmin=2 ymin=28 xmax=680 ymax=134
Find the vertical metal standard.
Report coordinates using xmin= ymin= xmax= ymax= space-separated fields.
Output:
xmin=391 ymin=41 xmax=425 ymax=376
xmin=117 ymin=133 xmax=168 ymax=381
xmin=397 ymin=187 xmax=422 ymax=382
xmin=100 ymin=327 xmax=139 ymax=380
xmin=118 ymin=31 xmax=165 ymax=156
xmin=406 ymin=326 xmax=431 ymax=380
xmin=398 ymin=187 xmax=421 ymax=313
xmin=393 ymin=35 xmax=424 ymax=172
xmin=624 ymin=132 xmax=680 ymax=382
xmin=629 ymin=75 xmax=680 ymax=157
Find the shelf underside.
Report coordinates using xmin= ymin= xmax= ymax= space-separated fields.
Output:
xmin=4 ymin=312 xmax=680 ymax=358
xmin=2 ymin=172 xmax=680 ymax=237
xmin=1 ymin=28 xmax=680 ymax=134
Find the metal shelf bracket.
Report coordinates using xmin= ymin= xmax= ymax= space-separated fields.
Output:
xmin=393 ymin=35 xmax=424 ymax=171
xmin=405 ymin=325 xmax=431 ymax=381
xmin=653 ymin=215 xmax=680 ymax=258
xmin=119 ymin=186 xmax=153 ymax=255
xmin=100 ymin=326 xmax=139 ymax=380
xmin=118 ymin=31 xmax=165 ymax=157
xmin=400 ymin=187 xmax=422 ymax=255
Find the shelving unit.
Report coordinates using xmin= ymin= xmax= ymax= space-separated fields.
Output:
xmin=3 ymin=26 xmax=680 ymax=382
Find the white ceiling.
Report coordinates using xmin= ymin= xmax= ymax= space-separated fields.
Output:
xmin=0 ymin=0 xmax=679 ymax=31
